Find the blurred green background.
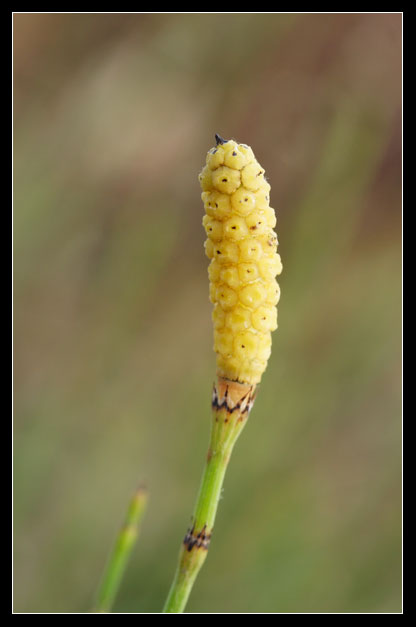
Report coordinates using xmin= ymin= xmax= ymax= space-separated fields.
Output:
xmin=13 ymin=13 xmax=401 ymax=613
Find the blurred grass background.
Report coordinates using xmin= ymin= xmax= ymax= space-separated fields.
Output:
xmin=13 ymin=13 xmax=401 ymax=613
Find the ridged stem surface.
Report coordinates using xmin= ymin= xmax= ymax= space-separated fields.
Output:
xmin=162 ymin=378 xmax=256 ymax=613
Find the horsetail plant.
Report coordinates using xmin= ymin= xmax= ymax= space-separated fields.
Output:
xmin=163 ymin=135 xmax=282 ymax=613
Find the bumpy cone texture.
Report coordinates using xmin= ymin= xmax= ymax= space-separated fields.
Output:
xmin=199 ymin=135 xmax=282 ymax=385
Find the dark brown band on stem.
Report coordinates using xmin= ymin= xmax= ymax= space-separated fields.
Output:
xmin=183 ymin=524 xmax=211 ymax=552
xmin=211 ymin=378 xmax=257 ymax=416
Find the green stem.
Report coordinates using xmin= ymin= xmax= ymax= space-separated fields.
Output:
xmin=163 ymin=379 xmax=255 ymax=613
xmin=94 ymin=486 xmax=148 ymax=613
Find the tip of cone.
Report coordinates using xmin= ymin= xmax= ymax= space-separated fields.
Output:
xmin=215 ymin=133 xmax=227 ymax=145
